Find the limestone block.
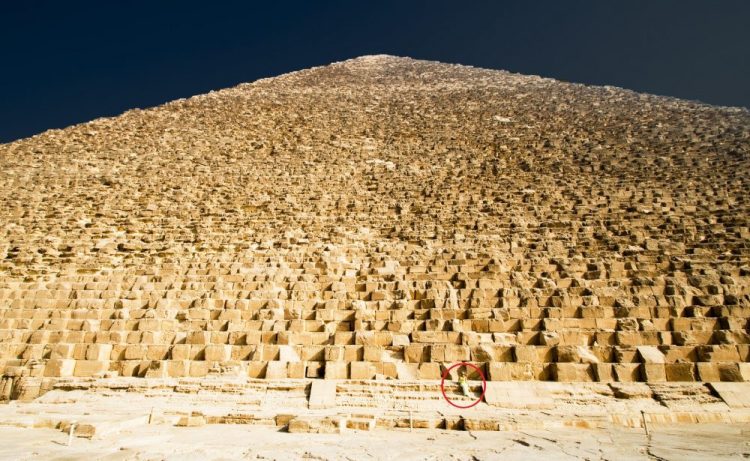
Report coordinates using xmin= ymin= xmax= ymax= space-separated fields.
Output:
xmin=697 ymin=345 xmax=741 ymax=362
xmin=718 ymin=363 xmax=746 ymax=382
xmin=395 ymin=362 xmax=418 ymax=380
xmin=553 ymin=363 xmax=593 ymax=382
xmin=593 ymin=363 xmax=615 ymax=382
xmin=418 ymin=362 xmax=441 ymax=379
xmin=404 ymin=345 xmax=428 ymax=363
xmin=488 ymin=362 xmax=535 ymax=381
xmin=513 ymin=346 xmax=540 ymax=363
xmin=350 ymin=361 xmax=376 ymax=380
xmin=247 ymin=361 xmax=267 ymax=379
xmin=146 ymin=345 xmax=170 ymax=361
xmin=279 ymin=345 xmax=300 ymax=362
xmin=355 ymin=331 xmax=392 ymax=346
xmin=709 ymin=383 xmax=750 ymax=408
xmin=324 ymin=346 xmax=345 ymax=362
xmin=186 ymin=331 xmax=209 ymax=345
xmin=308 ymin=380 xmax=336 ymax=409
xmin=49 ymin=344 xmax=75 ymax=360
xmin=204 ymin=345 xmax=232 ymax=362
xmin=665 ymin=363 xmax=695 ymax=382
xmin=145 ymin=360 xmax=168 ymax=378
xmin=266 ymin=361 xmax=288 ymax=379
xmin=640 ymin=363 xmax=666 ymax=382
xmin=613 ymin=363 xmax=641 ymax=382
xmin=44 ymin=359 xmax=75 ymax=377
xmin=411 ymin=331 xmax=461 ymax=344
xmin=324 ymin=361 xmax=348 ymax=379
xmin=288 ymin=362 xmax=306 ymax=378
xmin=696 ymin=362 xmax=721 ymax=382
xmin=637 ymin=346 xmax=666 ymax=364
xmin=74 ymin=360 xmax=110 ymax=377
xmin=167 ymin=360 xmax=189 ymax=377
xmin=740 ymin=363 xmax=750 ymax=381
xmin=306 ymin=362 xmax=324 ymax=378
xmin=471 ymin=345 xmax=513 ymax=362
xmin=189 ymin=360 xmax=208 ymax=377
xmin=431 ymin=344 xmax=470 ymax=362
xmin=170 ymin=345 xmax=191 ymax=361
xmin=556 ymin=346 xmax=599 ymax=364
xmin=124 ymin=345 xmax=146 ymax=360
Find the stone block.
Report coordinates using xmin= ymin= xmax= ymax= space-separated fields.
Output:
xmin=85 ymin=344 xmax=113 ymax=361
xmin=718 ymin=363 xmax=746 ymax=382
xmin=49 ymin=344 xmax=75 ymax=360
xmin=189 ymin=360 xmax=208 ymax=377
xmin=404 ymin=345 xmax=428 ymax=363
xmin=266 ymin=361 xmax=288 ymax=379
xmin=556 ymin=346 xmax=599 ymax=364
xmin=593 ymin=363 xmax=615 ymax=382
xmin=247 ymin=361 xmax=267 ymax=379
xmin=324 ymin=361 xmax=348 ymax=379
xmin=696 ymin=362 xmax=720 ymax=382
xmin=665 ymin=363 xmax=696 ymax=382
xmin=488 ymin=362 xmax=534 ymax=381
xmin=288 ymin=362 xmax=306 ymax=378
xmin=418 ymin=362 xmax=442 ymax=380
xmin=553 ymin=363 xmax=593 ymax=381
xmin=309 ymin=380 xmax=336 ymax=409
xmin=613 ymin=363 xmax=641 ymax=382
xmin=640 ymin=363 xmax=666 ymax=382
xmin=350 ymin=361 xmax=375 ymax=380
xmin=395 ymin=362 xmax=418 ymax=380
xmin=170 ymin=344 xmax=191 ymax=361
xmin=74 ymin=360 xmax=110 ymax=377
xmin=204 ymin=345 xmax=231 ymax=362
xmin=637 ymin=346 xmax=665 ymax=364
xmin=44 ymin=359 xmax=75 ymax=377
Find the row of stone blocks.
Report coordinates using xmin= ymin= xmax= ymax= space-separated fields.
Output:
xmin=4 ymin=329 xmax=750 ymax=352
xmin=2 ymin=292 xmax=745 ymax=313
xmin=3 ymin=309 xmax=748 ymax=329
xmin=3 ymin=341 xmax=749 ymax=361
xmin=18 ymin=358 xmax=750 ymax=382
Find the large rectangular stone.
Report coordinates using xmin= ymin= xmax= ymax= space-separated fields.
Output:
xmin=266 ymin=361 xmax=288 ymax=379
xmin=44 ymin=359 xmax=75 ymax=377
xmin=74 ymin=360 xmax=109 ymax=377
xmin=665 ymin=363 xmax=695 ymax=382
xmin=204 ymin=345 xmax=231 ymax=362
xmin=324 ymin=361 xmax=348 ymax=379
xmin=350 ymin=361 xmax=376 ymax=380
xmin=85 ymin=344 xmax=113 ymax=361
xmin=553 ymin=363 xmax=593 ymax=382
xmin=640 ymin=363 xmax=666 ymax=382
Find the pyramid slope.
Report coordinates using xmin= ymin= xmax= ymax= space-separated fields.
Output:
xmin=0 ymin=56 xmax=749 ymax=394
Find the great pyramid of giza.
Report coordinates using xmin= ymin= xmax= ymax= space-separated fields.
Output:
xmin=0 ymin=56 xmax=749 ymax=447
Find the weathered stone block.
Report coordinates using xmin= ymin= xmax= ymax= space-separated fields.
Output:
xmin=324 ymin=361 xmax=348 ymax=379
xmin=553 ymin=363 xmax=593 ymax=381
xmin=44 ymin=359 xmax=75 ymax=377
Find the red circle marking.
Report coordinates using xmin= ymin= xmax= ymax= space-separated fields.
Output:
xmin=440 ymin=362 xmax=487 ymax=409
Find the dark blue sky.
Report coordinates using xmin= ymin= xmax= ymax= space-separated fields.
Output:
xmin=2 ymin=1 xmax=749 ymax=143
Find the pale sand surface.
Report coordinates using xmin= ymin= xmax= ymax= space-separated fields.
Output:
xmin=1 ymin=423 xmax=749 ymax=461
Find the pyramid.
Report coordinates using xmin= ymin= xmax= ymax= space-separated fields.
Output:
xmin=1 ymin=55 xmax=749 ymax=405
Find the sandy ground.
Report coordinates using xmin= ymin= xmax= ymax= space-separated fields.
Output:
xmin=1 ymin=423 xmax=749 ymax=461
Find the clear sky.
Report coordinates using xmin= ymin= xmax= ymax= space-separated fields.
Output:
xmin=2 ymin=0 xmax=749 ymax=143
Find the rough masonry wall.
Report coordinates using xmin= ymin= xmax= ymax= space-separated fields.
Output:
xmin=0 ymin=56 xmax=749 ymax=397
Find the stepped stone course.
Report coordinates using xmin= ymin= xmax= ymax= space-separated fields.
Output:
xmin=0 ymin=55 xmax=749 ymax=406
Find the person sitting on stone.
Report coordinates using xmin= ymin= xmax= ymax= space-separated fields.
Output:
xmin=458 ymin=371 xmax=470 ymax=397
